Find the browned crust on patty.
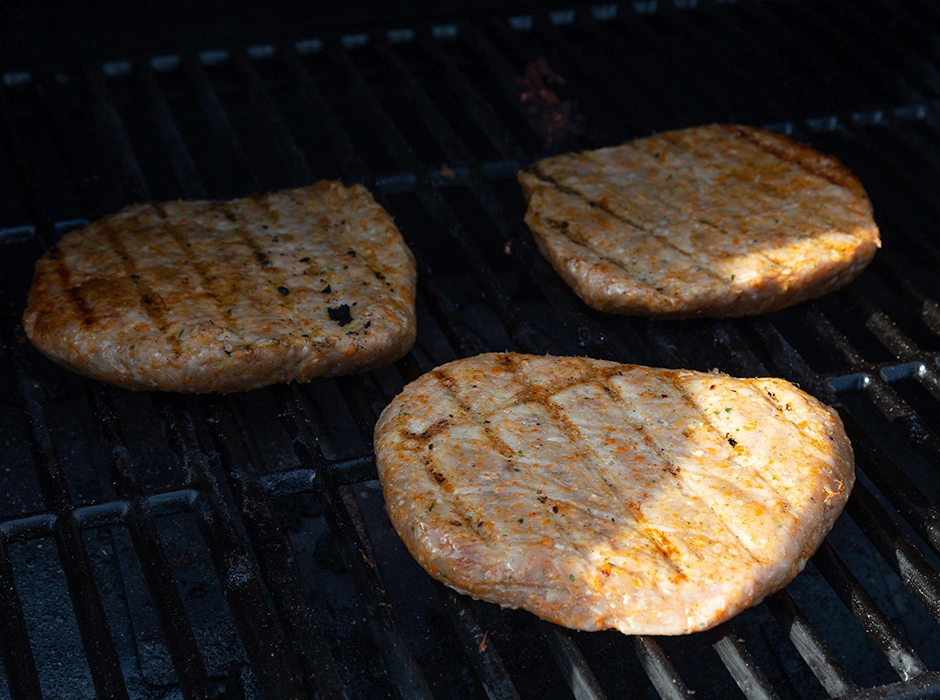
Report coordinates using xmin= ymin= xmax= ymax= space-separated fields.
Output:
xmin=375 ymin=353 xmax=855 ymax=635
xmin=518 ymin=124 xmax=880 ymax=318
xmin=23 ymin=181 xmax=417 ymax=392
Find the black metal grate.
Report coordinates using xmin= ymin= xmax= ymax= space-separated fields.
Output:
xmin=2 ymin=0 xmax=940 ymax=697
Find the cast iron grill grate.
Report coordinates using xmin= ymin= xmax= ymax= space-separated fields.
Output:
xmin=2 ymin=0 xmax=940 ymax=697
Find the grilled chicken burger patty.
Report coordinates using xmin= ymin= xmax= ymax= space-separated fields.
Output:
xmin=518 ymin=124 xmax=881 ymax=318
xmin=23 ymin=182 xmax=417 ymax=393
xmin=375 ymin=353 xmax=854 ymax=635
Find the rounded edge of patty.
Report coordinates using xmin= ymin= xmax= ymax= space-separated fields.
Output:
xmin=375 ymin=352 xmax=855 ymax=635
xmin=22 ymin=181 xmax=418 ymax=393
xmin=517 ymin=124 xmax=881 ymax=318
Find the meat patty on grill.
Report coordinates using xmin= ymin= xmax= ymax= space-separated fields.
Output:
xmin=518 ymin=124 xmax=880 ymax=318
xmin=23 ymin=182 xmax=417 ymax=393
xmin=375 ymin=353 xmax=854 ymax=635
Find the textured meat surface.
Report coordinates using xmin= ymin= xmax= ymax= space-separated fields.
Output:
xmin=375 ymin=353 xmax=854 ymax=635
xmin=518 ymin=124 xmax=880 ymax=318
xmin=23 ymin=182 xmax=417 ymax=392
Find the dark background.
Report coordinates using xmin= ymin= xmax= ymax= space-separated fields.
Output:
xmin=3 ymin=1 xmax=579 ymax=66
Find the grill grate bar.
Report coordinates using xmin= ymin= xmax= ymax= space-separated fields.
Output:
xmin=845 ymin=481 xmax=940 ymax=626
xmin=631 ymin=637 xmax=693 ymax=700
xmin=744 ymin=318 xmax=836 ymax=403
xmin=374 ymin=38 xmax=476 ymax=167
xmin=535 ymin=619 xmax=608 ymax=700
xmin=0 ymin=81 xmax=132 ymax=700
xmin=763 ymin=590 xmax=856 ymax=696
xmin=848 ymin=125 xmax=940 ymax=269
xmin=182 ymin=53 xmax=263 ymax=191
xmin=802 ymin=306 xmax=940 ymax=473
xmin=0 ymin=532 xmax=42 ymax=699
xmin=273 ymin=384 xmax=434 ymax=698
xmin=138 ymin=62 xmax=209 ymax=200
xmin=830 ymin=0 xmax=940 ymax=98
xmin=458 ymin=23 xmax=555 ymax=140
xmin=195 ymin=399 xmax=314 ymax=698
xmin=1 ymin=313 xmax=129 ymax=699
xmin=576 ymin=14 xmax=702 ymax=131
xmin=0 ymin=290 xmax=43 ymax=698
xmin=232 ymin=49 xmax=315 ymax=187
xmin=85 ymin=65 xmax=152 ymax=205
xmin=796 ymin=0 xmax=931 ymax=105
xmin=845 ymin=283 xmax=929 ymax=364
xmin=708 ymin=626 xmax=781 ymax=700
xmin=508 ymin=230 xmax=621 ymax=360
xmin=260 ymin=456 xmax=376 ymax=492
xmin=278 ymin=44 xmax=370 ymax=182
xmin=438 ymin=590 xmax=522 ymax=700
xmin=812 ymin=541 xmax=928 ymax=681
xmin=374 ymin=37 xmax=514 ymax=237
xmin=869 ymin=250 xmax=940 ymax=340
xmin=842 ymin=405 xmax=940 ymax=558
xmin=88 ymin=387 xmax=214 ymax=699
xmin=162 ymin=395 xmax=347 ymax=699
xmin=525 ymin=16 xmax=644 ymax=139
xmin=416 ymin=29 xmax=524 ymax=160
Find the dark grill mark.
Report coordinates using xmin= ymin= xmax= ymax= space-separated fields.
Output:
xmin=48 ymin=247 xmax=96 ymax=327
xmin=417 ymin=417 xmax=450 ymax=440
xmin=140 ymin=292 xmax=167 ymax=313
xmin=528 ymin=166 xmax=724 ymax=289
xmin=726 ymin=125 xmax=855 ymax=192
xmin=153 ymin=204 xmax=236 ymax=324
xmin=99 ymin=216 xmax=179 ymax=348
xmin=499 ymin=355 xmax=677 ymax=573
xmin=581 ymin=144 xmax=787 ymax=278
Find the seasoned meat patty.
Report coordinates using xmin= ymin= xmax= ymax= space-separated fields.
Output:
xmin=23 ymin=182 xmax=417 ymax=392
xmin=375 ymin=353 xmax=854 ymax=636
xmin=518 ymin=124 xmax=880 ymax=317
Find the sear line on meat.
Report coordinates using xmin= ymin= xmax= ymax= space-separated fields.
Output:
xmin=518 ymin=124 xmax=881 ymax=318
xmin=375 ymin=353 xmax=854 ymax=636
xmin=23 ymin=181 xmax=417 ymax=393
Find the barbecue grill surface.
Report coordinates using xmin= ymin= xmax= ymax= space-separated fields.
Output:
xmin=3 ymin=1 xmax=940 ymax=698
